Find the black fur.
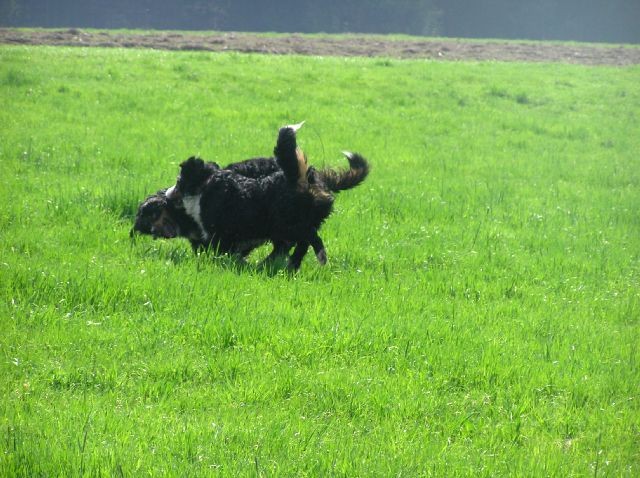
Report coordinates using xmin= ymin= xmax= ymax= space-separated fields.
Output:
xmin=131 ymin=157 xmax=283 ymax=254
xmin=320 ymin=152 xmax=370 ymax=192
xmin=169 ymin=126 xmax=334 ymax=269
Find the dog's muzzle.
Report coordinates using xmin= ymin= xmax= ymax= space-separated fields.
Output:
xmin=152 ymin=223 xmax=178 ymax=239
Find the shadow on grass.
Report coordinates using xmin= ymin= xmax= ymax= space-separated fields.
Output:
xmin=129 ymin=237 xmax=377 ymax=280
xmin=130 ymin=237 xmax=299 ymax=278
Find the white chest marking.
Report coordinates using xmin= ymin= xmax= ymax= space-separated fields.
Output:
xmin=182 ymin=195 xmax=209 ymax=241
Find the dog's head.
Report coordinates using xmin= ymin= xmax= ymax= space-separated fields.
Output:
xmin=166 ymin=156 xmax=218 ymax=200
xmin=130 ymin=190 xmax=180 ymax=239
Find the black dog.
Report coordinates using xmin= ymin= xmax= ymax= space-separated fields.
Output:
xmin=132 ymin=128 xmax=369 ymax=267
xmin=166 ymin=125 xmax=325 ymax=269
xmin=165 ymin=125 xmax=368 ymax=269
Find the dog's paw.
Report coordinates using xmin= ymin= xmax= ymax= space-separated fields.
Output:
xmin=286 ymin=256 xmax=302 ymax=272
xmin=316 ymin=248 xmax=328 ymax=265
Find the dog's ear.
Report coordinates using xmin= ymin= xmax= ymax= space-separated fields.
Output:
xmin=177 ymin=156 xmax=212 ymax=195
xmin=179 ymin=156 xmax=205 ymax=169
xmin=181 ymin=156 xmax=202 ymax=166
xmin=179 ymin=157 xmax=205 ymax=176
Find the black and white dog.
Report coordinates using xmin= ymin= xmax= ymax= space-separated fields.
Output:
xmin=131 ymin=157 xmax=283 ymax=255
xmin=132 ymin=124 xmax=369 ymax=268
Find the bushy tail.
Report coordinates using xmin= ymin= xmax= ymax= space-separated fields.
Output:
xmin=274 ymin=123 xmax=307 ymax=186
xmin=319 ymin=152 xmax=370 ymax=192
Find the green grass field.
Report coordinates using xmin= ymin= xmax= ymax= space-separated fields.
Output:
xmin=1 ymin=44 xmax=639 ymax=476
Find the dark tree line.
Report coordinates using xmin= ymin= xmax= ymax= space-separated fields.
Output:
xmin=1 ymin=0 xmax=638 ymax=44
xmin=0 ymin=0 xmax=440 ymax=34
xmin=437 ymin=0 xmax=640 ymax=44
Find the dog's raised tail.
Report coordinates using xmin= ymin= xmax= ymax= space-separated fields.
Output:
xmin=274 ymin=124 xmax=307 ymax=186
xmin=320 ymin=152 xmax=370 ymax=192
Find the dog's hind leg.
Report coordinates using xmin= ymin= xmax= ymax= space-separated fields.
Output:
xmin=288 ymin=241 xmax=310 ymax=271
xmin=288 ymin=231 xmax=326 ymax=270
xmin=190 ymin=239 xmax=208 ymax=254
xmin=309 ymin=232 xmax=327 ymax=265
xmin=260 ymin=240 xmax=291 ymax=266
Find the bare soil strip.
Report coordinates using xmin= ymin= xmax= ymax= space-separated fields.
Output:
xmin=1 ymin=28 xmax=639 ymax=66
